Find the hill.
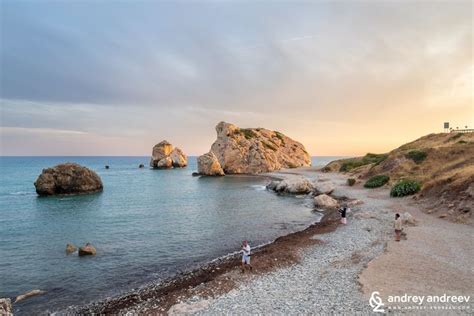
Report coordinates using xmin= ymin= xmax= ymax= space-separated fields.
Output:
xmin=323 ymin=132 xmax=474 ymax=223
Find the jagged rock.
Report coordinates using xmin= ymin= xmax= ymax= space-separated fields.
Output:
xmin=197 ymin=151 xmax=224 ymax=176
xmin=313 ymin=181 xmax=335 ymax=195
xmin=198 ymin=122 xmax=311 ymax=174
xmin=314 ymin=194 xmax=339 ymax=209
xmin=150 ymin=141 xmax=187 ymax=169
xmin=270 ymin=177 xmax=313 ymax=194
xmin=66 ymin=243 xmax=77 ymax=254
xmin=78 ymin=243 xmax=96 ymax=256
xmin=34 ymin=163 xmax=103 ymax=196
xmin=15 ymin=289 xmax=45 ymax=303
xmin=0 ymin=298 xmax=12 ymax=315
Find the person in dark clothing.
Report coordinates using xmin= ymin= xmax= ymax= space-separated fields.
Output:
xmin=339 ymin=205 xmax=347 ymax=225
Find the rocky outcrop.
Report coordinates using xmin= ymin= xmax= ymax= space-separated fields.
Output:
xmin=197 ymin=122 xmax=311 ymax=175
xmin=0 ymin=298 xmax=12 ymax=315
xmin=313 ymin=181 xmax=335 ymax=195
xmin=314 ymin=194 xmax=339 ymax=209
xmin=150 ymin=141 xmax=188 ymax=169
xmin=267 ymin=177 xmax=313 ymax=194
xmin=197 ymin=151 xmax=225 ymax=176
xmin=78 ymin=243 xmax=96 ymax=256
xmin=15 ymin=289 xmax=45 ymax=303
xmin=34 ymin=163 xmax=103 ymax=196
xmin=66 ymin=243 xmax=77 ymax=254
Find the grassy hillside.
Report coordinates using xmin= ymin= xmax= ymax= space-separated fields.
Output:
xmin=323 ymin=132 xmax=474 ymax=223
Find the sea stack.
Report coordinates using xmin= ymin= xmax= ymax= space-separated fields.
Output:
xmin=197 ymin=122 xmax=311 ymax=175
xmin=34 ymin=163 xmax=103 ymax=196
xmin=150 ymin=141 xmax=188 ymax=169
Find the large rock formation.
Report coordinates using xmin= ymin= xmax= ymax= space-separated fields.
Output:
xmin=197 ymin=151 xmax=225 ymax=176
xmin=34 ymin=163 xmax=103 ymax=196
xmin=150 ymin=141 xmax=188 ymax=169
xmin=197 ymin=122 xmax=311 ymax=175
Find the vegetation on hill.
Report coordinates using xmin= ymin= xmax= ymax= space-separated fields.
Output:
xmin=364 ymin=175 xmax=390 ymax=188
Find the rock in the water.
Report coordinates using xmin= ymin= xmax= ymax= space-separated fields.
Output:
xmin=271 ymin=177 xmax=313 ymax=194
xmin=314 ymin=194 xmax=339 ymax=209
xmin=78 ymin=243 xmax=96 ymax=256
xmin=15 ymin=289 xmax=45 ymax=303
xmin=313 ymin=181 xmax=335 ymax=195
xmin=0 ymin=298 xmax=12 ymax=315
xmin=197 ymin=151 xmax=225 ymax=176
xmin=150 ymin=141 xmax=187 ymax=169
xmin=34 ymin=163 xmax=103 ymax=196
xmin=401 ymin=212 xmax=417 ymax=225
xmin=266 ymin=180 xmax=280 ymax=191
xmin=66 ymin=243 xmax=77 ymax=254
xmin=139 ymin=164 xmax=145 ymax=168
xmin=198 ymin=122 xmax=311 ymax=174
xmin=105 ymin=165 xmax=109 ymax=169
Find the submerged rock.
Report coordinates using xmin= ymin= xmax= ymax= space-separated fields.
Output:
xmin=34 ymin=163 xmax=103 ymax=196
xmin=15 ymin=289 xmax=45 ymax=303
xmin=0 ymin=298 xmax=12 ymax=315
xmin=150 ymin=141 xmax=187 ymax=169
xmin=66 ymin=243 xmax=77 ymax=254
xmin=78 ymin=243 xmax=97 ymax=256
xmin=197 ymin=151 xmax=225 ymax=176
xmin=314 ymin=194 xmax=339 ymax=209
xmin=197 ymin=122 xmax=311 ymax=175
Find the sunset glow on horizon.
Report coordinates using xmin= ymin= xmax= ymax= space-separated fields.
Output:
xmin=1 ymin=1 xmax=472 ymax=156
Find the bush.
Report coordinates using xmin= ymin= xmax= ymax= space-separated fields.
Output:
xmin=339 ymin=153 xmax=388 ymax=172
xmin=364 ymin=175 xmax=390 ymax=188
xmin=406 ymin=150 xmax=427 ymax=164
xmin=390 ymin=179 xmax=421 ymax=197
xmin=347 ymin=178 xmax=356 ymax=186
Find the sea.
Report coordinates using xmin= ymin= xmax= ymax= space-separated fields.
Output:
xmin=0 ymin=156 xmax=342 ymax=314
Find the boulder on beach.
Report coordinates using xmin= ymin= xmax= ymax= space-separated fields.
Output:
xmin=401 ymin=212 xmax=417 ymax=225
xmin=197 ymin=151 xmax=225 ymax=176
xmin=269 ymin=177 xmax=314 ymax=194
xmin=314 ymin=194 xmax=339 ymax=209
xmin=34 ymin=163 xmax=103 ymax=196
xmin=66 ymin=243 xmax=77 ymax=254
xmin=150 ymin=141 xmax=188 ymax=169
xmin=78 ymin=243 xmax=97 ymax=256
xmin=0 ymin=298 xmax=12 ymax=315
xmin=197 ymin=122 xmax=311 ymax=175
xmin=312 ymin=181 xmax=335 ymax=195
xmin=15 ymin=289 xmax=45 ymax=303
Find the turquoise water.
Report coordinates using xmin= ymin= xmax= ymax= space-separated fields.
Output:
xmin=0 ymin=156 xmax=339 ymax=314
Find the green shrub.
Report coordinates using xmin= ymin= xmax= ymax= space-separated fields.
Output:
xmin=406 ymin=150 xmax=427 ymax=164
xmin=347 ymin=178 xmax=356 ymax=186
xmin=339 ymin=153 xmax=388 ymax=172
xmin=458 ymin=140 xmax=468 ymax=144
xmin=236 ymin=128 xmax=257 ymax=140
xmin=390 ymin=179 xmax=421 ymax=197
xmin=364 ymin=175 xmax=390 ymax=188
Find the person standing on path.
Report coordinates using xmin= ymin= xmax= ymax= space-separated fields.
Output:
xmin=394 ymin=213 xmax=403 ymax=241
xmin=339 ymin=205 xmax=347 ymax=225
xmin=241 ymin=240 xmax=252 ymax=273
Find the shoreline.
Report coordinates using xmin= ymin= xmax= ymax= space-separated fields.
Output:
xmin=72 ymin=208 xmax=342 ymax=314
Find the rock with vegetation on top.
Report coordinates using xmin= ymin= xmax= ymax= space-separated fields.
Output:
xmin=197 ymin=151 xmax=225 ymax=176
xmin=34 ymin=163 xmax=103 ymax=196
xmin=150 ymin=141 xmax=188 ymax=169
xmin=197 ymin=122 xmax=311 ymax=175
xmin=314 ymin=194 xmax=339 ymax=209
xmin=78 ymin=243 xmax=97 ymax=256
xmin=66 ymin=243 xmax=77 ymax=254
xmin=269 ymin=177 xmax=313 ymax=194
xmin=0 ymin=298 xmax=12 ymax=315
xmin=15 ymin=289 xmax=45 ymax=303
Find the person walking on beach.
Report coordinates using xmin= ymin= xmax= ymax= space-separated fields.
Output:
xmin=394 ymin=213 xmax=403 ymax=241
xmin=241 ymin=240 xmax=252 ymax=273
xmin=339 ymin=205 xmax=348 ymax=225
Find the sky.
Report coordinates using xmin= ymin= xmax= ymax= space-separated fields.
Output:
xmin=0 ymin=0 xmax=472 ymax=156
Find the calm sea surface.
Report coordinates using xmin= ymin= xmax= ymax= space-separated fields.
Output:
xmin=0 ymin=156 xmax=341 ymax=314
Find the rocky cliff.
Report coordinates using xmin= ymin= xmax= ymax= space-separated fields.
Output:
xmin=150 ymin=141 xmax=188 ymax=169
xmin=197 ymin=122 xmax=311 ymax=175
